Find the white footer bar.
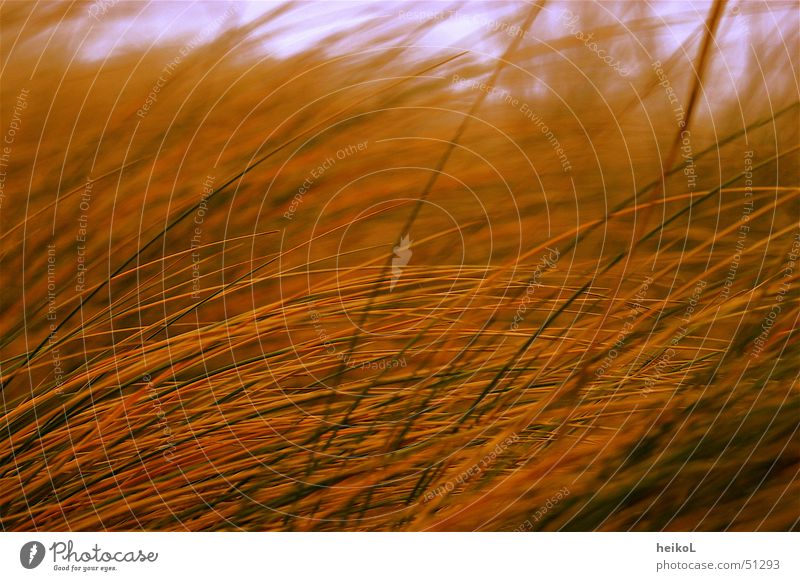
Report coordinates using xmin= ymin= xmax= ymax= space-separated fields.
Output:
xmin=1 ymin=532 xmax=795 ymax=580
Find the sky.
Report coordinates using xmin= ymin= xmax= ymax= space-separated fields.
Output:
xmin=78 ymin=0 xmax=794 ymax=87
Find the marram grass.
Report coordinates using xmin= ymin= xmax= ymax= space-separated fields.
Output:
xmin=0 ymin=1 xmax=797 ymax=531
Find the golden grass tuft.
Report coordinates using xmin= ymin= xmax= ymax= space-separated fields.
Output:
xmin=0 ymin=1 xmax=798 ymax=531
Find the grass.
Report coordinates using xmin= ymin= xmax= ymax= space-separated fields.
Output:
xmin=0 ymin=0 xmax=798 ymax=531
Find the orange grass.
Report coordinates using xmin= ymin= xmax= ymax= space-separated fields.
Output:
xmin=0 ymin=1 xmax=798 ymax=531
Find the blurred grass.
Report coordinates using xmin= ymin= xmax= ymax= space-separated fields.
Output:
xmin=0 ymin=1 xmax=798 ymax=531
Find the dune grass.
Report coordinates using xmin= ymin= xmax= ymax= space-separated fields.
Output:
xmin=0 ymin=1 xmax=798 ymax=531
